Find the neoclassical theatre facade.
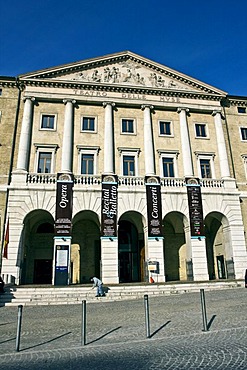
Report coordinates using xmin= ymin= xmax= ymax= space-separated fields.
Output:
xmin=0 ymin=51 xmax=247 ymax=285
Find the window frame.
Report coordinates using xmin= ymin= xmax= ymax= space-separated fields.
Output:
xmin=158 ymin=120 xmax=173 ymax=137
xmin=194 ymin=123 xmax=208 ymax=139
xmin=121 ymin=118 xmax=136 ymax=135
xmin=40 ymin=113 xmax=57 ymax=131
xmin=158 ymin=150 xmax=179 ymax=178
xmin=237 ymin=107 xmax=246 ymax=114
xmin=77 ymin=145 xmax=100 ymax=175
xmin=195 ymin=152 xmax=216 ymax=179
xmin=81 ymin=116 xmax=97 ymax=133
xmin=118 ymin=148 xmax=140 ymax=176
xmin=240 ymin=127 xmax=247 ymax=141
xmin=34 ymin=144 xmax=58 ymax=173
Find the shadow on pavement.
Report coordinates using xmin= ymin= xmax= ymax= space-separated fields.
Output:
xmin=207 ymin=314 xmax=217 ymax=330
xmin=150 ymin=320 xmax=171 ymax=338
xmin=87 ymin=326 xmax=122 ymax=345
xmin=21 ymin=332 xmax=72 ymax=351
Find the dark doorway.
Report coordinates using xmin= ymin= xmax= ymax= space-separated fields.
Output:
xmin=33 ymin=259 xmax=52 ymax=284
xmin=118 ymin=220 xmax=140 ymax=283
xmin=216 ymin=255 xmax=226 ymax=279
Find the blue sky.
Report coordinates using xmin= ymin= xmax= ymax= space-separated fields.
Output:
xmin=1 ymin=0 xmax=246 ymax=95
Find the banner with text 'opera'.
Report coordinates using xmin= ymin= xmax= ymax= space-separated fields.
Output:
xmin=186 ymin=177 xmax=204 ymax=238
xmin=145 ymin=176 xmax=163 ymax=238
xmin=101 ymin=175 xmax=118 ymax=237
xmin=55 ymin=173 xmax=74 ymax=236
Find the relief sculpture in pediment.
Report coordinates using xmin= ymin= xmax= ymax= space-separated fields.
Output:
xmin=71 ymin=61 xmax=185 ymax=90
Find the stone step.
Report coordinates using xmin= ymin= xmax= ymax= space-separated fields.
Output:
xmin=0 ymin=280 xmax=244 ymax=306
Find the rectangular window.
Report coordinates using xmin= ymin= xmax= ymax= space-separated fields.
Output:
xmin=122 ymin=119 xmax=134 ymax=133
xmin=38 ymin=152 xmax=52 ymax=173
xmin=162 ymin=157 xmax=174 ymax=177
xmin=81 ymin=154 xmax=94 ymax=174
xmin=0 ymin=89 xmax=2 ymax=96
xmin=195 ymin=124 xmax=207 ymax=137
xmin=41 ymin=115 xmax=55 ymax=129
xmin=240 ymin=128 xmax=247 ymax=141
xmin=82 ymin=117 xmax=95 ymax=131
xmin=159 ymin=121 xmax=171 ymax=135
xmin=123 ymin=155 xmax=135 ymax=176
xmin=200 ymin=159 xmax=211 ymax=178
xmin=237 ymin=107 xmax=246 ymax=114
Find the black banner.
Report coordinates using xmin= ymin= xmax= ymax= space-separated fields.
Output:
xmin=101 ymin=175 xmax=118 ymax=237
xmin=186 ymin=178 xmax=204 ymax=238
xmin=55 ymin=173 xmax=74 ymax=236
xmin=146 ymin=177 xmax=163 ymax=237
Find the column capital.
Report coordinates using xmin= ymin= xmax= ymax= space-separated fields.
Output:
xmin=63 ymin=99 xmax=76 ymax=105
xmin=177 ymin=107 xmax=189 ymax=114
xmin=23 ymin=96 xmax=35 ymax=103
xmin=141 ymin=104 xmax=154 ymax=111
xmin=212 ymin=109 xmax=224 ymax=119
xmin=103 ymin=101 xmax=115 ymax=108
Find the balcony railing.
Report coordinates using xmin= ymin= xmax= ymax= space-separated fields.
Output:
xmin=26 ymin=173 xmax=225 ymax=189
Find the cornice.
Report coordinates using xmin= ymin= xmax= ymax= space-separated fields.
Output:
xmin=20 ymin=79 xmax=224 ymax=101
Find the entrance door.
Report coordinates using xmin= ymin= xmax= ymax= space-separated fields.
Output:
xmin=33 ymin=259 xmax=52 ymax=284
xmin=118 ymin=220 xmax=140 ymax=283
xmin=216 ymin=255 xmax=226 ymax=279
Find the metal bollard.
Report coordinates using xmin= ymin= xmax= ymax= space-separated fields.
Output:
xmin=200 ymin=289 xmax=208 ymax=332
xmin=81 ymin=300 xmax=86 ymax=345
xmin=144 ymin=294 xmax=151 ymax=338
xmin=16 ymin=305 xmax=23 ymax=352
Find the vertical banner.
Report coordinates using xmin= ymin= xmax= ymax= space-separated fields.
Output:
xmin=55 ymin=173 xmax=74 ymax=236
xmin=101 ymin=175 xmax=118 ymax=237
xmin=145 ymin=176 xmax=163 ymax=237
xmin=186 ymin=178 xmax=204 ymax=238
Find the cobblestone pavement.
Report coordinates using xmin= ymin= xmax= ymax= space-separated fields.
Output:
xmin=0 ymin=288 xmax=246 ymax=369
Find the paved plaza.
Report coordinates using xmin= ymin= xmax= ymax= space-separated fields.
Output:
xmin=0 ymin=287 xmax=246 ymax=369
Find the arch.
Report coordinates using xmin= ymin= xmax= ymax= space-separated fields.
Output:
xmin=21 ymin=210 xmax=55 ymax=284
xmin=118 ymin=211 xmax=145 ymax=283
xmin=71 ymin=210 xmax=101 ymax=284
xmin=204 ymin=211 xmax=234 ymax=280
xmin=163 ymin=211 xmax=189 ymax=281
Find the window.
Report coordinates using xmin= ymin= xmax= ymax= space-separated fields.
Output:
xmin=237 ymin=107 xmax=246 ymax=114
xmin=38 ymin=152 xmax=52 ymax=173
xmin=121 ymin=119 xmax=135 ymax=134
xmin=0 ymin=89 xmax=2 ymax=96
xmin=118 ymin=147 xmax=140 ymax=176
xmin=81 ymin=154 xmax=94 ymax=174
xmin=158 ymin=150 xmax=179 ymax=178
xmin=200 ymin=159 xmax=211 ymax=178
xmin=162 ymin=157 xmax=174 ymax=177
xmin=34 ymin=144 xmax=58 ymax=173
xmin=240 ymin=127 xmax=247 ymax=141
xmin=241 ymin=155 xmax=247 ymax=179
xmin=77 ymin=146 xmax=100 ymax=175
xmin=159 ymin=121 xmax=172 ymax=136
xmin=195 ymin=123 xmax=207 ymax=138
xmin=41 ymin=114 xmax=55 ymax=130
xmin=123 ymin=155 xmax=135 ymax=176
xmin=82 ymin=117 xmax=96 ymax=132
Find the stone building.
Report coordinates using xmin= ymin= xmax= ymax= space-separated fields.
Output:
xmin=0 ymin=51 xmax=247 ymax=285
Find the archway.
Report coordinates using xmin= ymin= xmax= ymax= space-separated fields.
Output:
xmin=204 ymin=212 xmax=234 ymax=280
xmin=71 ymin=211 xmax=101 ymax=284
xmin=163 ymin=212 xmax=188 ymax=281
xmin=21 ymin=210 xmax=54 ymax=284
xmin=118 ymin=212 xmax=145 ymax=283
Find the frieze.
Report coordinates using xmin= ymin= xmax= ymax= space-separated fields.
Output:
xmin=72 ymin=88 xmax=181 ymax=103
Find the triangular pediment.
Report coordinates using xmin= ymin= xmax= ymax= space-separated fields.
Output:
xmin=19 ymin=51 xmax=227 ymax=95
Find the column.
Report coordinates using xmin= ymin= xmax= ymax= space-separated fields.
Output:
xmin=141 ymin=105 xmax=155 ymax=175
xmin=103 ymin=102 xmax=115 ymax=174
xmin=61 ymin=99 xmax=76 ymax=173
xmin=177 ymin=108 xmax=194 ymax=177
xmin=212 ymin=110 xmax=230 ymax=178
xmin=16 ymin=97 xmax=35 ymax=171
